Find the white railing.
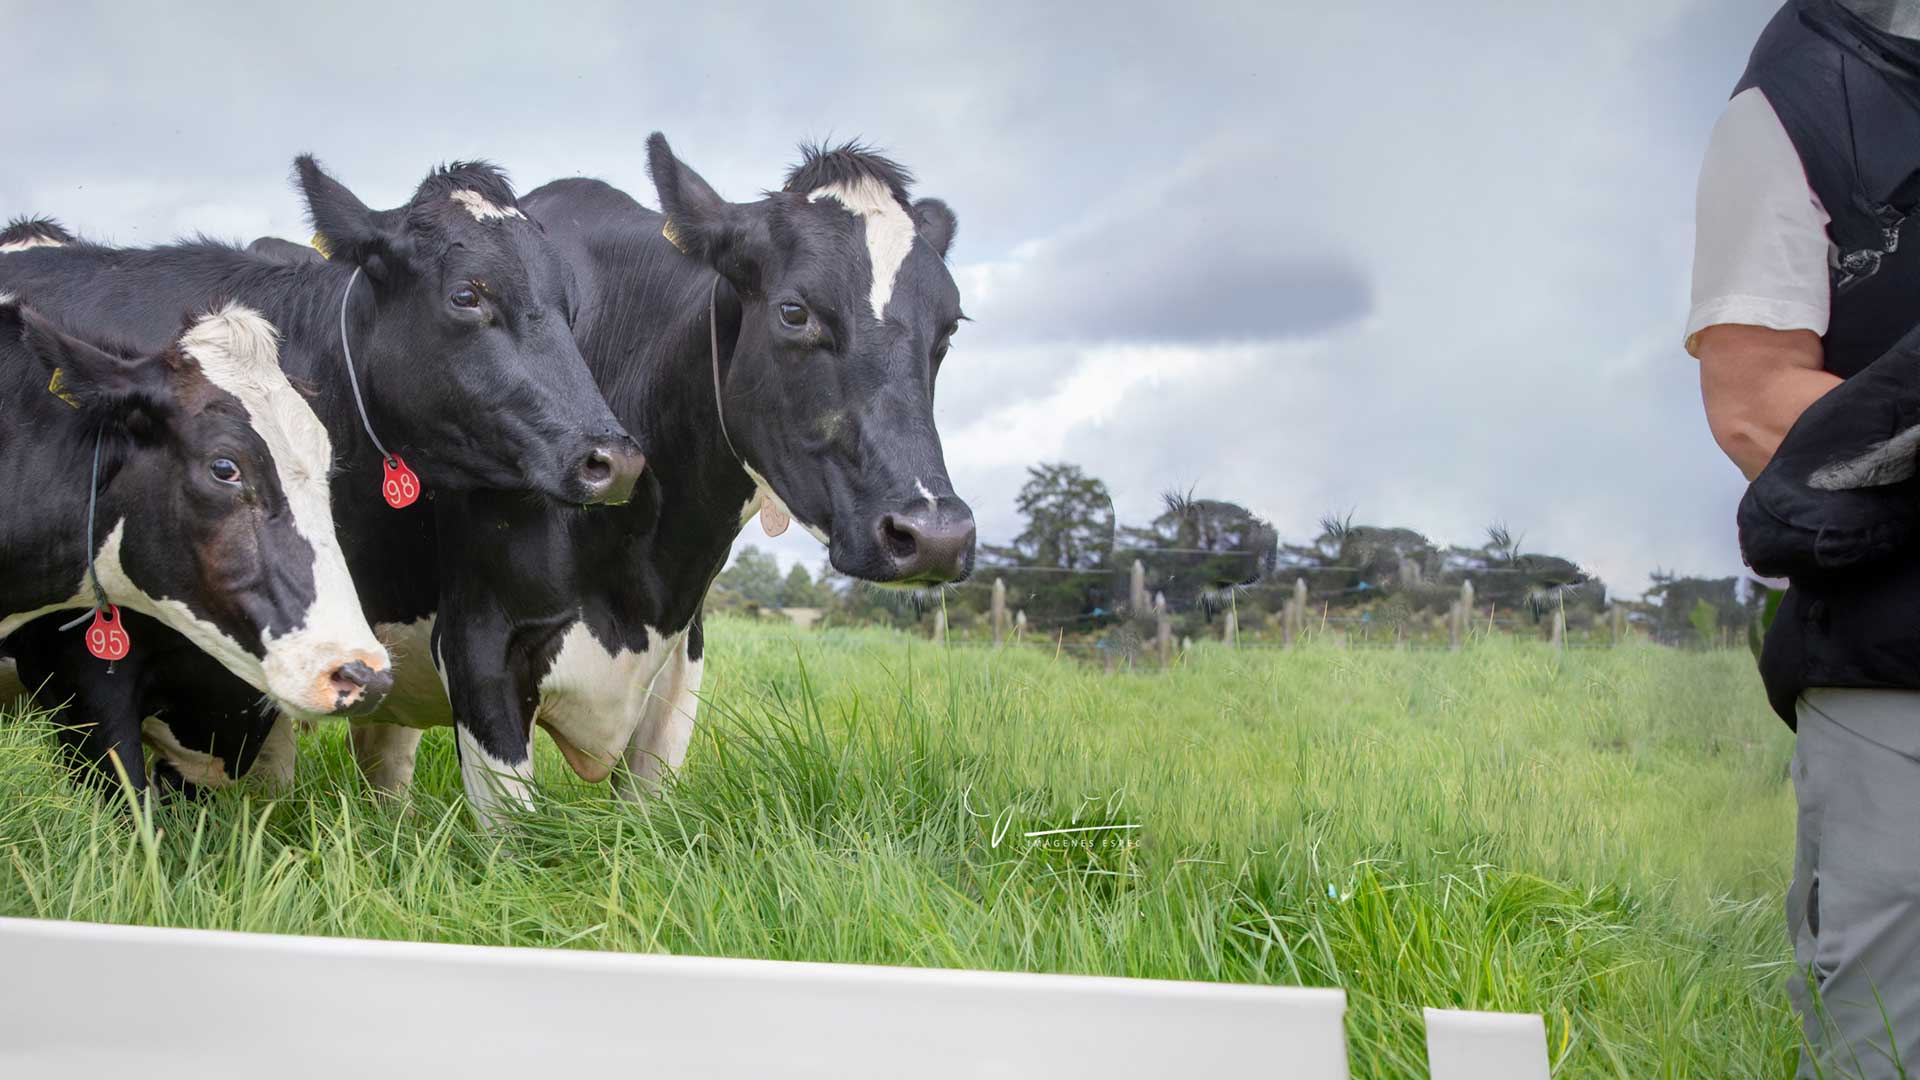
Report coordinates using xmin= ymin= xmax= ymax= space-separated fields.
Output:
xmin=0 ymin=917 xmax=1547 ymax=1079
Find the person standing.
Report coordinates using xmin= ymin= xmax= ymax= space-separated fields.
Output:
xmin=1695 ymin=1 xmax=1920 ymax=1074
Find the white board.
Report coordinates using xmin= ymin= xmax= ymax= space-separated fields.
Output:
xmin=1424 ymin=1007 xmax=1551 ymax=1080
xmin=0 ymin=917 xmax=1353 ymax=1079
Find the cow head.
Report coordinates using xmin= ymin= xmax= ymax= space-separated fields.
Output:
xmin=7 ymin=298 xmax=393 ymax=717
xmin=298 ymin=157 xmax=643 ymax=505
xmin=648 ymin=134 xmax=976 ymax=585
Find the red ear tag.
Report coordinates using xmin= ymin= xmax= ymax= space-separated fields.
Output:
xmin=86 ymin=606 xmax=130 ymax=661
xmin=382 ymin=456 xmax=421 ymax=509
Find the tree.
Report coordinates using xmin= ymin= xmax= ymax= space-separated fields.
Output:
xmin=1644 ymin=570 xmax=1753 ymax=647
xmin=1013 ymin=462 xmax=1115 ymax=570
xmin=1689 ymin=599 xmax=1720 ymax=648
xmin=714 ymin=546 xmax=784 ymax=607
xmin=778 ymin=563 xmax=830 ymax=608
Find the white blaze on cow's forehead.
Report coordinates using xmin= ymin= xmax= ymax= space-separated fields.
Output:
xmin=178 ymin=305 xmax=387 ymax=699
xmin=914 ymin=478 xmax=938 ymax=516
xmin=809 ymin=177 xmax=916 ymax=321
xmin=0 ymin=235 xmax=65 ymax=253
xmin=449 ymin=190 xmax=527 ymax=222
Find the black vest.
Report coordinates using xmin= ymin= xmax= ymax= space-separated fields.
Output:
xmin=1737 ymin=1 xmax=1920 ymax=723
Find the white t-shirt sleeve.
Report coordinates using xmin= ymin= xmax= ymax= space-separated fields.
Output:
xmin=1685 ymin=86 xmax=1833 ymax=357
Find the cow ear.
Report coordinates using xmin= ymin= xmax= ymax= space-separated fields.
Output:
xmin=911 ymin=198 xmax=957 ymax=259
xmin=647 ymin=133 xmax=767 ymax=290
xmin=12 ymin=301 xmax=173 ymax=427
xmin=295 ymin=155 xmax=416 ymax=284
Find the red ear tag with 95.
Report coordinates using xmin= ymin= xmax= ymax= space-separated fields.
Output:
xmin=86 ymin=606 xmax=130 ymax=662
xmin=382 ymin=456 xmax=421 ymax=509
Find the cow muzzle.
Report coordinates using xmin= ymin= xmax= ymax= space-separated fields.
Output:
xmin=327 ymin=658 xmax=396 ymax=716
xmin=572 ymin=435 xmax=646 ymax=506
xmin=873 ymin=497 xmax=976 ymax=585
xmin=266 ymin=645 xmax=393 ymax=718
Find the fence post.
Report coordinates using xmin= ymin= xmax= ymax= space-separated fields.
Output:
xmin=1549 ymin=607 xmax=1565 ymax=651
xmin=1155 ymin=592 xmax=1171 ymax=668
xmin=933 ymin=607 xmax=947 ymax=644
xmin=1610 ymin=604 xmax=1626 ymax=645
xmin=1281 ymin=599 xmax=1296 ymax=648
xmin=1223 ymin=607 xmax=1238 ymax=648
xmin=1014 ymin=610 xmax=1027 ymax=644
xmin=1130 ymin=559 xmax=1148 ymax=614
xmin=1448 ymin=601 xmax=1462 ymax=651
xmin=991 ymin=578 xmax=1008 ymax=647
xmin=1181 ymin=635 xmax=1192 ymax=654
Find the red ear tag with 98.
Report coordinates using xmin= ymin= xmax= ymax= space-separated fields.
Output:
xmin=86 ymin=606 xmax=130 ymax=661
xmin=383 ymin=456 xmax=421 ymax=509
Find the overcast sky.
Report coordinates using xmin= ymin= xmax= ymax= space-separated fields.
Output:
xmin=2 ymin=1 xmax=1773 ymax=596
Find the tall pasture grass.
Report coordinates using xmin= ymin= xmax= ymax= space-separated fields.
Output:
xmin=0 ymin=620 xmax=1795 ymax=1077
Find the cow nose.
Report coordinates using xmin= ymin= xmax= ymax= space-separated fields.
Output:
xmin=576 ymin=438 xmax=645 ymax=506
xmin=877 ymin=503 xmax=977 ymax=584
xmin=328 ymin=660 xmax=395 ymax=716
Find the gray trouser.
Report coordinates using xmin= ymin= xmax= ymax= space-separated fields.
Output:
xmin=1792 ymin=689 xmax=1920 ymax=1079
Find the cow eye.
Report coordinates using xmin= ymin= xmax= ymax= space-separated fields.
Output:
xmin=778 ymin=302 xmax=809 ymax=328
xmin=209 ymin=458 xmax=242 ymax=486
xmin=450 ymin=286 xmax=481 ymax=310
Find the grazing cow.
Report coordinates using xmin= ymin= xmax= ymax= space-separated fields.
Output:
xmin=0 ymin=156 xmax=644 ymax=795
xmin=0 ymin=297 xmax=388 ymax=788
xmin=268 ymin=135 xmax=976 ymax=823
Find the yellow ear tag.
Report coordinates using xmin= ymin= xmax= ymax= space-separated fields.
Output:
xmin=47 ymin=368 xmax=80 ymax=409
xmin=661 ymin=218 xmax=691 ymax=254
xmin=309 ymin=232 xmax=333 ymax=260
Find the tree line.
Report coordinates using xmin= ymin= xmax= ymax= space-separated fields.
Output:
xmin=710 ymin=462 xmax=1759 ymax=649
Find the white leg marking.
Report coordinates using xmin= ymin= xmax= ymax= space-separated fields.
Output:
xmin=142 ymin=718 xmax=232 ymax=789
xmin=331 ymin=618 xmax=449 ymax=794
xmin=617 ymin=638 xmax=703 ymax=803
xmin=0 ymin=659 xmax=25 ymax=711
xmin=808 ymin=178 xmax=916 ymax=320
xmin=251 ymin=712 xmax=299 ymax=793
xmin=456 ymin=723 xmax=536 ymax=830
xmin=350 ymin=723 xmax=425 ymax=795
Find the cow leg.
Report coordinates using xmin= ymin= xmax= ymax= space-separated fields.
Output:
xmin=10 ymin=622 xmax=150 ymax=800
xmin=349 ymin=723 xmax=424 ymax=796
xmin=616 ymin=629 xmax=703 ymax=803
xmin=250 ymin=712 xmax=300 ymax=794
xmin=438 ymin=620 xmax=537 ymax=830
xmin=0 ymin=657 xmax=27 ymax=714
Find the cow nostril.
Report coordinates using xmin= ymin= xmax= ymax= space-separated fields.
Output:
xmin=581 ymin=450 xmax=614 ymax=486
xmin=881 ymin=515 xmax=919 ymax=563
xmin=330 ymin=660 xmax=373 ymax=704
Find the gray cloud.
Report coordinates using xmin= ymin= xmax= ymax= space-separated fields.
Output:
xmin=3 ymin=0 xmax=1783 ymax=594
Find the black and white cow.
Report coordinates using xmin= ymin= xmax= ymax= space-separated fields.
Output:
xmin=0 ymin=156 xmax=644 ymax=794
xmin=0 ymin=296 xmax=389 ymax=787
xmin=330 ymin=135 xmax=977 ymax=823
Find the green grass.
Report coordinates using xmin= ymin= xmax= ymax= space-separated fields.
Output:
xmin=0 ymin=618 xmax=1796 ymax=1077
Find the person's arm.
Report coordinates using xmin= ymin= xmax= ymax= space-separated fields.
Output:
xmin=1697 ymin=324 xmax=1838 ymax=480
